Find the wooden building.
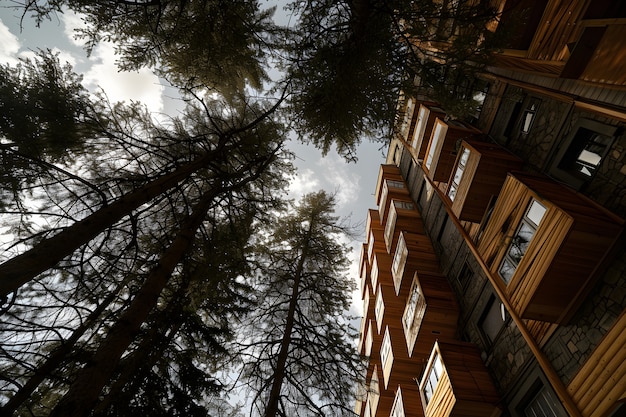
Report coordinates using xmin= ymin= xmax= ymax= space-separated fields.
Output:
xmin=354 ymin=2 xmax=626 ymax=417
xmin=422 ymin=119 xmax=482 ymax=183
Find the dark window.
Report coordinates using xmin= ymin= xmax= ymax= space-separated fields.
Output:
xmin=557 ymin=127 xmax=613 ymax=179
xmin=479 ymin=295 xmax=506 ymax=344
xmin=523 ymin=385 xmax=562 ymax=417
xmin=456 ymin=262 xmax=474 ymax=290
xmin=521 ymin=98 xmax=541 ymax=134
xmin=550 ymin=119 xmax=617 ymax=189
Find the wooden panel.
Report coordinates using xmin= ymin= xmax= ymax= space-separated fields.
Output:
xmin=527 ymin=0 xmax=589 ymax=61
xmin=411 ymin=104 xmax=447 ymax=161
xmin=421 ymin=342 xmax=500 ymax=417
xmin=423 ymin=119 xmax=481 ymax=183
xmin=448 ymin=140 xmax=523 ymax=223
xmin=581 ymin=24 xmax=626 ymax=86
xmin=478 ymin=172 xmax=623 ymax=323
xmin=405 ymin=271 xmax=459 ymax=361
xmin=375 ymin=165 xmax=404 ymax=206
xmin=568 ymin=310 xmax=626 ymax=417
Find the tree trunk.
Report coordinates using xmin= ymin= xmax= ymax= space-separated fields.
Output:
xmin=0 ymin=276 xmax=130 ymax=416
xmin=264 ymin=224 xmax=313 ymax=417
xmin=0 ymin=146 xmax=223 ymax=299
xmin=48 ymin=189 xmax=218 ymax=417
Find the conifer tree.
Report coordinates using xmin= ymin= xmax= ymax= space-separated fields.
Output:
xmin=236 ymin=191 xmax=363 ymax=417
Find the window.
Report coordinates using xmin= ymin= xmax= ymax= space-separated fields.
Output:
xmin=479 ymin=295 xmax=507 ymax=344
xmin=499 ymin=199 xmax=546 ymax=283
xmin=412 ymin=106 xmax=428 ymax=148
xmin=375 ymin=287 xmax=384 ymax=329
xmin=425 ymin=123 xmax=445 ymax=169
xmin=401 ymin=98 xmax=415 ymax=138
xmin=367 ymin=230 xmax=375 ymax=261
xmin=448 ymin=147 xmax=470 ymax=201
xmin=371 ymin=258 xmax=379 ymax=290
xmin=523 ymin=386 xmax=561 ymax=417
xmin=380 ymin=327 xmax=392 ymax=369
xmin=521 ymin=98 xmax=541 ymax=134
xmin=456 ymin=262 xmax=474 ymax=290
xmin=390 ymin=390 xmax=405 ymax=417
xmin=392 ymin=233 xmax=408 ymax=279
xmin=387 ymin=179 xmax=405 ymax=189
xmin=403 ymin=281 xmax=426 ymax=332
xmin=558 ymin=127 xmax=612 ymax=179
xmin=422 ymin=353 xmax=444 ymax=405
xmin=550 ymin=119 xmax=617 ymax=189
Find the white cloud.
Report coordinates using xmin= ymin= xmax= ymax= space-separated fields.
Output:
xmin=81 ymin=42 xmax=164 ymax=114
xmin=318 ymin=156 xmax=361 ymax=208
xmin=61 ymin=10 xmax=88 ymax=47
xmin=52 ymin=47 xmax=78 ymax=67
xmin=0 ymin=18 xmax=21 ymax=65
xmin=289 ymin=168 xmax=320 ymax=198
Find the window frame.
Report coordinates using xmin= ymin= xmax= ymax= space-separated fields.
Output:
xmin=498 ymin=198 xmax=547 ymax=284
xmin=549 ymin=118 xmax=617 ymax=189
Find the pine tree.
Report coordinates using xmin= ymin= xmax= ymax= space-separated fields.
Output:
xmin=236 ymin=191 xmax=363 ymax=417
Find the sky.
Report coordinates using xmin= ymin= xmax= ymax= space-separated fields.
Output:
xmin=0 ymin=4 xmax=388 ymax=316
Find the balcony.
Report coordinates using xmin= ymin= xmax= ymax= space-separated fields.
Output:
xmin=379 ymin=179 xmax=411 ymax=228
xmin=383 ymin=200 xmax=424 ymax=255
xmin=423 ymin=118 xmax=482 ymax=183
xmin=446 ymin=139 xmax=523 ymax=223
xmin=375 ymin=165 xmax=405 ymax=206
xmin=398 ymin=96 xmax=420 ymax=143
xmin=403 ymin=272 xmax=458 ymax=360
xmin=389 ymin=384 xmax=424 ymax=417
xmin=391 ymin=231 xmax=440 ymax=297
xmin=411 ymin=103 xmax=446 ymax=161
xmin=477 ymin=172 xmax=623 ymax=323
xmin=418 ymin=341 xmax=500 ymax=417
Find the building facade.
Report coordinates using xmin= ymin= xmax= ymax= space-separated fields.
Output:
xmin=354 ymin=1 xmax=626 ymax=416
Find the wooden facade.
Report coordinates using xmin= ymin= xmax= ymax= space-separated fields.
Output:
xmin=477 ymin=172 xmax=622 ymax=323
xmin=419 ymin=341 xmax=501 ymax=417
xmin=411 ymin=104 xmax=447 ymax=161
xmin=423 ymin=119 xmax=481 ymax=183
xmin=383 ymin=200 xmax=424 ymax=255
xmin=392 ymin=231 xmax=440 ymax=297
xmin=403 ymin=271 xmax=458 ymax=361
xmin=445 ymin=139 xmax=523 ymax=223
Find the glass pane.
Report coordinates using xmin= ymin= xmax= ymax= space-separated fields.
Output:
xmin=499 ymin=258 xmax=515 ymax=283
xmin=508 ymin=222 xmax=534 ymax=263
xmin=526 ymin=200 xmax=546 ymax=227
xmin=426 ymin=124 xmax=444 ymax=169
xmin=522 ymin=111 xmax=534 ymax=133
xmin=423 ymin=382 xmax=433 ymax=404
xmin=412 ymin=107 xmax=427 ymax=147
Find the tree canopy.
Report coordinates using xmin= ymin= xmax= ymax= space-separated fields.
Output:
xmin=0 ymin=0 xmax=506 ymax=414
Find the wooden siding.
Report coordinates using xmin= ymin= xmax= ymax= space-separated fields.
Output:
xmin=392 ymin=231 xmax=438 ymax=297
xmin=477 ymin=172 xmax=622 ymax=323
xmin=405 ymin=271 xmax=459 ymax=361
xmin=384 ymin=200 xmax=424 ymax=255
xmin=423 ymin=119 xmax=481 ymax=183
xmin=567 ymin=310 xmax=626 ymax=417
xmin=421 ymin=342 xmax=501 ymax=417
xmin=411 ymin=104 xmax=447 ymax=161
xmin=527 ymin=0 xmax=589 ymax=62
xmin=379 ymin=180 xmax=412 ymax=228
xmin=375 ymin=165 xmax=405 ymax=206
xmin=581 ymin=24 xmax=626 ymax=86
xmin=447 ymin=139 xmax=523 ymax=223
